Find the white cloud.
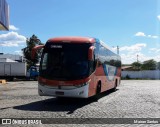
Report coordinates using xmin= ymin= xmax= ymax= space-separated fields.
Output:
xmin=9 ymin=25 xmax=19 ymax=31
xmin=157 ymin=15 xmax=160 ymax=21
xmin=111 ymin=47 xmax=117 ymax=52
xmin=116 ymin=43 xmax=147 ymax=64
xmin=135 ymin=32 xmax=158 ymax=39
xmin=135 ymin=32 xmax=146 ymax=37
xmin=147 ymin=35 xmax=158 ymax=39
xmin=120 ymin=43 xmax=146 ymax=52
xmin=121 ymin=52 xmax=160 ymax=64
xmin=149 ymin=48 xmax=160 ymax=53
xmin=14 ymin=50 xmax=23 ymax=55
xmin=121 ymin=52 xmax=141 ymax=64
xmin=0 ymin=31 xmax=26 ymax=47
xmin=119 ymin=43 xmax=160 ymax=64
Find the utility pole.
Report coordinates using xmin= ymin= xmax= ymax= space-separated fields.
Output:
xmin=137 ymin=54 xmax=139 ymax=62
xmin=112 ymin=46 xmax=119 ymax=55
xmin=117 ymin=46 xmax=119 ymax=55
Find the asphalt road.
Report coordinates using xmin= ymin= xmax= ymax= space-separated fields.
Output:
xmin=0 ymin=80 xmax=160 ymax=127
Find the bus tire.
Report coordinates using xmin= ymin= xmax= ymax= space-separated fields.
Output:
xmin=95 ymin=81 xmax=101 ymax=99
xmin=34 ymin=76 xmax=38 ymax=81
xmin=113 ymin=79 xmax=117 ymax=91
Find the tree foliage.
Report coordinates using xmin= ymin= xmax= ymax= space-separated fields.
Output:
xmin=131 ymin=62 xmax=142 ymax=71
xmin=22 ymin=34 xmax=43 ymax=68
xmin=131 ymin=59 xmax=158 ymax=70
xmin=157 ymin=62 xmax=160 ymax=70
xmin=141 ymin=59 xmax=157 ymax=70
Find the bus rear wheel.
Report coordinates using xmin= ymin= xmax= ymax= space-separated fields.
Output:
xmin=95 ymin=82 xmax=101 ymax=99
xmin=113 ymin=79 xmax=118 ymax=91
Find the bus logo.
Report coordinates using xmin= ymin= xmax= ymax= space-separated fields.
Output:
xmin=2 ymin=119 xmax=11 ymax=124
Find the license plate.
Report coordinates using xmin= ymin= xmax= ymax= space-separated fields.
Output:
xmin=55 ymin=91 xmax=64 ymax=95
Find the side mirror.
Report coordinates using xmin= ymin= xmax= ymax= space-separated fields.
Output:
xmin=31 ymin=45 xmax=44 ymax=60
xmin=88 ymin=46 xmax=95 ymax=61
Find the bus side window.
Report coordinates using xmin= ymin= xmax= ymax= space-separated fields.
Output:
xmin=97 ymin=60 xmax=102 ymax=67
xmin=93 ymin=55 xmax=96 ymax=70
xmin=89 ymin=54 xmax=96 ymax=74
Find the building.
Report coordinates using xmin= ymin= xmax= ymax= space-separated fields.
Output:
xmin=121 ymin=66 xmax=133 ymax=71
xmin=0 ymin=58 xmax=16 ymax=62
xmin=0 ymin=53 xmax=23 ymax=62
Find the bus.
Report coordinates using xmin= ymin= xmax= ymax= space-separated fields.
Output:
xmin=32 ymin=37 xmax=121 ymax=98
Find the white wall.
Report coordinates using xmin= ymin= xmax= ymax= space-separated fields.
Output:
xmin=122 ymin=70 xmax=160 ymax=79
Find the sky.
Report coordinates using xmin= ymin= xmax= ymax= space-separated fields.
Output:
xmin=0 ymin=0 xmax=160 ymax=64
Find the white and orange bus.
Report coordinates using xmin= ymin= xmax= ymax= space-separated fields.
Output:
xmin=32 ymin=37 xmax=121 ymax=98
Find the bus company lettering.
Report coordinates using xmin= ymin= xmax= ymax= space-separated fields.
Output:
xmin=51 ymin=45 xmax=62 ymax=48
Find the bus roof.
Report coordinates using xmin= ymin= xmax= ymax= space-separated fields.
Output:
xmin=47 ymin=36 xmax=96 ymax=43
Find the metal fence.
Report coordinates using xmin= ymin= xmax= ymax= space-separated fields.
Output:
xmin=122 ymin=70 xmax=160 ymax=79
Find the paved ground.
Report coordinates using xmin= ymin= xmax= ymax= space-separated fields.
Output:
xmin=0 ymin=80 xmax=160 ymax=127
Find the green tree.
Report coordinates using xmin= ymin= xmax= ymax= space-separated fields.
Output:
xmin=131 ymin=62 xmax=142 ymax=71
xmin=141 ymin=59 xmax=157 ymax=70
xmin=157 ymin=62 xmax=160 ymax=70
xmin=22 ymin=34 xmax=43 ymax=68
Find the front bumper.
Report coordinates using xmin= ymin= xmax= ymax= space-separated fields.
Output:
xmin=38 ymin=83 xmax=89 ymax=98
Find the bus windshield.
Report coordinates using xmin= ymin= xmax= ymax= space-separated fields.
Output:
xmin=40 ymin=43 xmax=91 ymax=80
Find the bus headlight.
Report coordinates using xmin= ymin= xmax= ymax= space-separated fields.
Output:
xmin=78 ymin=91 xmax=84 ymax=95
xmin=74 ymin=82 xmax=89 ymax=88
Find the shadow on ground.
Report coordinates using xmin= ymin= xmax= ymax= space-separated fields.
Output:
xmin=12 ymin=89 xmax=118 ymax=114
